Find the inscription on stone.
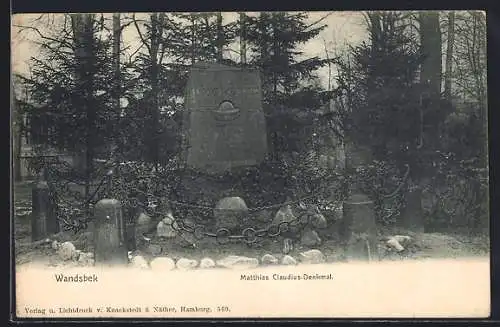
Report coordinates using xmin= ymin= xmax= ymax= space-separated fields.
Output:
xmin=192 ymin=87 xmax=260 ymax=99
xmin=183 ymin=63 xmax=268 ymax=174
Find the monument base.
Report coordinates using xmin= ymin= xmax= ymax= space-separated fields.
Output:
xmin=342 ymin=193 xmax=378 ymax=261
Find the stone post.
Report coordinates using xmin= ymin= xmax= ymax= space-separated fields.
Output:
xmin=400 ymin=185 xmax=425 ymax=233
xmin=343 ymin=194 xmax=378 ymax=261
xmin=31 ymin=174 xmax=59 ymax=241
xmin=341 ymin=140 xmax=377 ymax=261
xmin=93 ymin=199 xmax=128 ymax=266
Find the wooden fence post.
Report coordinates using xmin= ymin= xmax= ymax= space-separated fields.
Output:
xmin=93 ymin=199 xmax=128 ymax=266
xmin=31 ymin=177 xmax=59 ymax=241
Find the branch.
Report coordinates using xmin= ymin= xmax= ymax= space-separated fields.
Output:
xmin=13 ymin=24 xmax=74 ymax=49
xmin=126 ymin=42 xmax=146 ymax=61
xmin=132 ymin=13 xmax=151 ymax=55
xmin=226 ymin=48 xmax=241 ymax=55
xmin=119 ymin=20 xmax=135 ymax=32
xmin=304 ymin=12 xmax=334 ymax=30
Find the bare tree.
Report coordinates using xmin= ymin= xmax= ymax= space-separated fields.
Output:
xmin=452 ymin=11 xmax=486 ymax=110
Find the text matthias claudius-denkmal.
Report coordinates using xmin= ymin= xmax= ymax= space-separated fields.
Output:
xmin=240 ymin=273 xmax=334 ymax=281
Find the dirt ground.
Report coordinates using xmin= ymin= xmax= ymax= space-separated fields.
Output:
xmin=13 ymin=181 xmax=490 ymax=268
xmin=14 ymin=212 xmax=490 ymax=268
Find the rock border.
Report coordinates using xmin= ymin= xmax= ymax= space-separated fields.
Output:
xmin=44 ymin=232 xmax=416 ymax=270
xmin=48 ymin=237 xmax=330 ymax=270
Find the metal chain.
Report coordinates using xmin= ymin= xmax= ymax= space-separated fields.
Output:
xmin=124 ymin=170 xmax=342 ymax=214
xmin=35 ymin=153 xmax=410 ymax=237
xmin=37 ymin=159 xmax=115 ymax=234
xmin=167 ymin=208 xmax=313 ymax=245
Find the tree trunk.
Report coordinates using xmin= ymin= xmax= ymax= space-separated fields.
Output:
xmin=190 ymin=15 xmax=196 ymax=65
xmin=419 ymin=11 xmax=442 ymax=96
xmin=112 ymin=13 xmax=121 ymax=161
xmin=71 ymin=13 xmax=96 ymax=211
xmin=271 ymin=16 xmax=278 ymax=103
xmin=216 ymin=12 xmax=224 ymax=63
xmin=444 ymin=11 xmax=455 ymax=101
xmin=12 ymin=85 xmax=23 ymax=182
xmin=149 ymin=13 xmax=161 ymax=167
xmin=239 ymin=12 xmax=247 ymax=64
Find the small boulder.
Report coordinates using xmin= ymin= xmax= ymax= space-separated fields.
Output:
xmin=310 ymin=212 xmax=328 ymax=229
xmin=150 ymin=257 xmax=176 ymax=271
xmin=300 ymin=228 xmax=322 ymax=247
xmin=72 ymin=249 xmax=82 ymax=261
xmin=176 ymin=258 xmax=198 ymax=270
xmin=216 ymin=255 xmax=259 ymax=269
xmin=58 ymin=241 xmax=77 ymax=261
xmin=157 ymin=213 xmax=178 ymax=239
xmin=393 ymin=235 xmax=412 ymax=246
xmin=253 ymin=209 xmax=273 ymax=223
xmin=130 ymin=255 xmax=149 ymax=269
xmin=135 ymin=211 xmax=155 ymax=247
xmin=214 ymin=197 xmax=248 ymax=231
xmin=51 ymin=240 xmax=60 ymax=250
xmin=137 ymin=211 xmax=151 ymax=225
xmin=281 ymin=255 xmax=298 ymax=265
xmin=78 ymin=252 xmax=95 ymax=266
xmin=261 ymin=254 xmax=278 ymax=265
xmin=299 ymin=249 xmax=326 ymax=264
xmin=199 ymin=257 xmax=216 ymax=269
xmin=386 ymin=238 xmax=405 ymax=252
xmin=147 ymin=244 xmax=163 ymax=256
xmin=272 ymin=205 xmax=296 ymax=225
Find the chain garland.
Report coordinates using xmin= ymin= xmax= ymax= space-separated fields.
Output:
xmin=29 ymin=151 xmax=410 ymax=239
xmin=166 ymin=209 xmax=314 ymax=245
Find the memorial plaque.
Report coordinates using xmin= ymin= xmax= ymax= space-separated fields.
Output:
xmin=183 ymin=62 xmax=268 ymax=174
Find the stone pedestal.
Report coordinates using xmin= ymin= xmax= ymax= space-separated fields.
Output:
xmin=400 ymin=187 xmax=425 ymax=233
xmin=93 ymin=199 xmax=128 ymax=266
xmin=342 ymin=193 xmax=377 ymax=261
xmin=31 ymin=180 xmax=59 ymax=241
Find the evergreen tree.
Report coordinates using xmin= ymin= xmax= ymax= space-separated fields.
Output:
xmin=169 ymin=13 xmax=237 ymax=66
xmin=344 ymin=12 xmax=425 ymax=164
xmin=241 ymin=12 xmax=334 ymax=160
xmin=20 ymin=14 xmax=117 ymax=164
xmin=125 ymin=13 xmax=238 ymax=166
xmin=243 ymin=12 xmax=331 ymax=106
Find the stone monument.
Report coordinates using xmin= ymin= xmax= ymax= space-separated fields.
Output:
xmin=175 ymin=62 xmax=269 ymax=230
xmin=182 ymin=62 xmax=268 ymax=175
